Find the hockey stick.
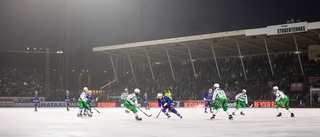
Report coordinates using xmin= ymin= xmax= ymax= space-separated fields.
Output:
xmin=155 ymin=109 xmax=162 ymax=118
xmin=137 ymin=107 xmax=152 ymax=117
xmin=91 ymin=107 xmax=101 ymax=113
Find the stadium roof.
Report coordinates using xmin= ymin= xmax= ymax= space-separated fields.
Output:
xmin=93 ymin=21 xmax=320 ymax=63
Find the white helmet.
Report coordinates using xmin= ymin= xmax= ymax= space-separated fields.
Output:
xmin=83 ymin=87 xmax=88 ymax=91
xmin=273 ymin=86 xmax=278 ymax=90
xmin=214 ymin=83 xmax=220 ymax=88
xmin=134 ymin=88 xmax=140 ymax=94
xmin=66 ymin=90 xmax=69 ymax=94
xmin=157 ymin=93 xmax=163 ymax=98
xmin=35 ymin=91 xmax=38 ymax=95
xmin=242 ymin=89 xmax=246 ymax=93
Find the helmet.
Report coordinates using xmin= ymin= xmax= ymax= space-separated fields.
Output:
xmin=157 ymin=93 xmax=163 ymax=98
xmin=209 ymin=88 xmax=213 ymax=92
xmin=124 ymin=88 xmax=128 ymax=92
xmin=35 ymin=91 xmax=38 ymax=94
xmin=66 ymin=90 xmax=69 ymax=94
xmin=242 ymin=89 xmax=246 ymax=93
xmin=134 ymin=88 xmax=140 ymax=94
xmin=83 ymin=87 xmax=88 ymax=91
xmin=273 ymin=86 xmax=278 ymax=90
xmin=213 ymin=83 xmax=220 ymax=88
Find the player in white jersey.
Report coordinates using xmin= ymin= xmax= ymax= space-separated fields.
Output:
xmin=273 ymin=86 xmax=295 ymax=117
xmin=210 ymin=83 xmax=233 ymax=120
xmin=124 ymin=88 xmax=142 ymax=121
xmin=120 ymin=88 xmax=130 ymax=113
xmin=232 ymin=89 xmax=248 ymax=115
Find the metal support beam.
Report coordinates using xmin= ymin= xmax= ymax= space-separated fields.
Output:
xmin=211 ymin=44 xmax=221 ymax=79
xmin=187 ymin=46 xmax=196 ymax=77
xmin=264 ymin=39 xmax=274 ymax=76
xmin=127 ymin=52 xmax=136 ymax=81
xmin=236 ymin=42 xmax=247 ymax=80
xmin=101 ymin=51 xmax=144 ymax=63
xmin=166 ymin=48 xmax=175 ymax=81
xmin=293 ymin=35 xmax=304 ymax=76
xmin=109 ymin=54 xmax=118 ymax=81
xmin=145 ymin=49 xmax=155 ymax=80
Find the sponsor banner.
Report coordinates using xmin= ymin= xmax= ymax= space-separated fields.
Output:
xmin=39 ymin=102 xmax=96 ymax=107
xmin=290 ymin=83 xmax=304 ymax=91
xmin=120 ymin=103 xmax=141 ymax=107
xmin=109 ymin=95 xmax=121 ymax=100
xmin=97 ymin=102 xmax=117 ymax=108
xmin=146 ymin=101 xmax=181 ymax=108
xmin=68 ymin=102 xmax=96 ymax=107
xmin=267 ymin=22 xmax=307 ymax=35
xmin=0 ymin=97 xmax=45 ymax=102
xmin=183 ymin=101 xmax=236 ymax=108
xmin=0 ymin=101 xmax=14 ymax=107
xmin=14 ymin=103 xmax=35 ymax=107
xmin=254 ymin=101 xmax=276 ymax=108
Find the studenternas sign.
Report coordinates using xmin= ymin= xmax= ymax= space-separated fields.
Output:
xmin=267 ymin=22 xmax=307 ymax=35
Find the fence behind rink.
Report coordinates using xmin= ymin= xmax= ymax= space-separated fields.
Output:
xmin=0 ymin=98 xmax=302 ymax=108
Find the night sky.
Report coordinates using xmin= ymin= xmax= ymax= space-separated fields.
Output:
xmin=0 ymin=0 xmax=319 ymax=89
xmin=0 ymin=0 xmax=319 ymax=51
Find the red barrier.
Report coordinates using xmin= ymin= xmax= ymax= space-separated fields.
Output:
xmin=98 ymin=102 xmax=116 ymax=108
xmin=184 ymin=102 xmax=205 ymax=107
xmin=254 ymin=101 xmax=276 ymax=108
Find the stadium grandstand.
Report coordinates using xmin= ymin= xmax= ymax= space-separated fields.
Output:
xmin=93 ymin=21 xmax=320 ymax=106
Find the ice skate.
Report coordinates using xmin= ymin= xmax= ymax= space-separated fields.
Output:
xmin=232 ymin=112 xmax=235 ymax=115
xmin=276 ymin=113 xmax=282 ymax=117
xmin=167 ymin=115 xmax=171 ymax=118
xmin=240 ymin=112 xmax=245 ymax=115
xmin=210 ymin=110 xmax=213 ymax=113
xmin=204 ymin=110 xmax=208 ymax=113
xmin=135 ymin=116 xmax=142 ymax=121
xmin=77 ymin=113 xmax=83 ymax=117
xmin=229 ymin=115 xmax=233 ymax=120
xmin=125 ymin=110 xmax=130 ymax=113
xmin=291 ymin=113 xmax=295 ymax=118
xmin=210 ymin=114 xmax=215 ymax=119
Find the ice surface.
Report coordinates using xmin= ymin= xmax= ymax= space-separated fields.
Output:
xmin=1 ymin=107 xmax=320 ymax=137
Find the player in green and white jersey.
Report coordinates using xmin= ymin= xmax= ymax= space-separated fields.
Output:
xmin=124 ymin=88 xmax=142 ymax=121
xmin=210 ymin=83 xmax=233 ymax=120
xmin=273 ymin=86 xmax=295 ymax=117
xmin=121 ymin=88 xmax=130 ymax=113
xmin=232 ymin=89 xmax=248 ymax=115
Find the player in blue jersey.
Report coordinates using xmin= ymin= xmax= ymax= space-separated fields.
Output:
xmin=65 ymin=90 xmax=71 ymax=111
xmin=157 ymin=93 xmax=182 ymax=119
xmin=203 ymin=88 xmax=213 ymax=113
xmin=143 ymin=93 xmax=150 ymax=110
xmin=32 ymin=91 xmax=39 ymax=111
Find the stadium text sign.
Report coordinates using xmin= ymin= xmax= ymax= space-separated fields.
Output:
xmin=267 ymin=22 xmax=307 ymax=35
xmin=254 ymin=101 xmax=276 ymax=108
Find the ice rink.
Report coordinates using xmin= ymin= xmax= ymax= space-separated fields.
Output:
xmin=1 ymin=107 xmax=320 ymax=137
